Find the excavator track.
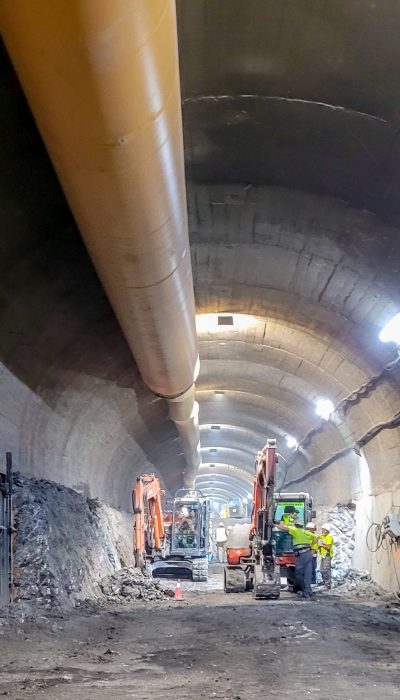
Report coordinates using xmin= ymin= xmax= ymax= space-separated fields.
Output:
xmin=192 ymin=557 xmax=209 ymax=582
xmin=224 ymin=567 xmax=246 ymax=593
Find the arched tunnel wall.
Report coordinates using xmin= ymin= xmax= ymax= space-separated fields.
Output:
xmin=2 ymin=0 xmax=400 ymax=598
xmin=189 ymin=183 xmax=400 ymax=592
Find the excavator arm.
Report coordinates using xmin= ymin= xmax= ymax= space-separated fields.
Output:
xmin=133 ymin=474 xmax=165 ymax=571
xmin=225 ymin=438 xmax=281 ymax=597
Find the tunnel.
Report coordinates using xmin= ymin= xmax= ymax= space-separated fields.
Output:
xmin=0 ymin=2 xmax=400 ymax=698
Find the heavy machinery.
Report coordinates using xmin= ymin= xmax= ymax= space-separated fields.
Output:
xmin=274 ymin=492 xmax=315 ymax=590
xmin=133 ymin=475 xmax=210 ymax=581
xmin=224 ymin=441 xmax=314 ymax=597
xmin=224 ymin=439 xmax=281 ymax=598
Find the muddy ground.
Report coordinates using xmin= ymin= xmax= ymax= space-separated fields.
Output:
xmin=1 ymin=566 xmax=399 ymax=700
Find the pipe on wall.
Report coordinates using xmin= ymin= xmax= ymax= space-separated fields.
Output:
xmin=0 ymin=0 xmax=201 ymax=480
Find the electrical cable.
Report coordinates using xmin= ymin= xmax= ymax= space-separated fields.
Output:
xmin=365 ymin=514 xmax=400 ymax=596
xmin=280 ymin=350 xmax=400 ymax=488
xmin=284 ymin=409 xmax=400 ymax=488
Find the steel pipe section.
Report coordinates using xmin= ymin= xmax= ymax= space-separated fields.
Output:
xmin=1 ymin=0 xmax=201 ymax=478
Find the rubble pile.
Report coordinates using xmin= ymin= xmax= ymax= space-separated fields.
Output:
xmin=330 ymin=567 xmax=387 ymax=598
xmin=96 ymin=567 xmax=172 ymax=604
xmin=316 ymin=503 xmax=356 ymax=583
xmin=11 ymin=473 xmax=133 ymax=611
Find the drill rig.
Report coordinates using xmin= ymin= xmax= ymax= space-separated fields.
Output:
xmin=133 ymin=475 xmax=210 ymax=581
xmin=224 ymin=439 xmax=281 ymax=598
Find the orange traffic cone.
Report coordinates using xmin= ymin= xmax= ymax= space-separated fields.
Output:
xmin=174 ymin=579 xmax=183 ymax=600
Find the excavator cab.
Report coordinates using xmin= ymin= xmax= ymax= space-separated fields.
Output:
xmin=273 ymin=492 xmax=314 ymax=588
xmin=170 ymin=491 xmax=209 ymax=554
xmin=133 ymin=477 xmax=210 ymax=581
xmin=153 ymin=489 xmax=210 ymax=581
xmin=172 ymin=502 xmax=200 ymax=549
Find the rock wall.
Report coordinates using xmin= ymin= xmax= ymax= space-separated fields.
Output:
xmin=354 ymin=487 xmax=400 ymax=594
xmin=12 ymin=473 xmax=134 ymax=610
xmin=317 ymin=500 xmax=400 ymax=595
xmin=316 ymin=503 xmax=356 ymax=583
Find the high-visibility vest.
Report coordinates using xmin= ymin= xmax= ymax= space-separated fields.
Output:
xmin=319 ymin=534 xmax=334 ymax=558
xmin=287 ymin=526 xmax=316 ymax=547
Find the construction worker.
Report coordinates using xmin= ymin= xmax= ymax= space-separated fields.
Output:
xmin=306 ymin=522 xmax=318 ymax=584
xmin=318 ymin=523 xmax=334 ymax=589
xmin=281 ymin=506 xmax=299 ymax=525
xmin=215 ymin=522 xmax=227 ymax=562
xmin=275 ymin=520 xmax=318 ymax=598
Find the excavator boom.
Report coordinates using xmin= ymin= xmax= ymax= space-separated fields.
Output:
xmin=224 ymin=438 xmax=281 ymax=598
xmin=133 ymin=474 xmax=165 ymax=570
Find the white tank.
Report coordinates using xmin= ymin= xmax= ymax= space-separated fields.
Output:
xmin=226 ymin=522 xmax=251 ymax=548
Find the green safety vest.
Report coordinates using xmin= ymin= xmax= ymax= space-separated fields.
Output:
xmin=287 ymin=526 xmax=317 ymax=547
xmin=319 ymin=534 xmax=334 ymax=558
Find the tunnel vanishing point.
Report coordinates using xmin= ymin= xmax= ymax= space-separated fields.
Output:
xmin=1 ymin=1 xmax=400 ymax=594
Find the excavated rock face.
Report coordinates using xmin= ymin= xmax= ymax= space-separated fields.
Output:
xmin=12 ymin=473 xmax=133 ymax=610
xmin=316 ymin=503 xmax=387 ymax=597
xmin=316 ymin=503 xmax=356 ymax=581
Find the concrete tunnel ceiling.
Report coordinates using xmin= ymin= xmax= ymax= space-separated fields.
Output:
xmin=1 ymin=1 xmax=400 ymax=512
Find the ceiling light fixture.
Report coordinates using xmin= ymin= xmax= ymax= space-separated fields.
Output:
xmin=315 ymin=398 xmax=334 ymax=420
xmin=379 ymin=313 xmax=400 ymax=345
xmin=218 ymin=315 xmax=233 ymax=326
xmin=286 ymin=435 xmax=298 ymax=449
xmin=196 ymin=313 xmax=257 ymax=333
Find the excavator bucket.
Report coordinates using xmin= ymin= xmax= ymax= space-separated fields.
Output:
xmin=254 ymin=562 xmax=281 ymax=599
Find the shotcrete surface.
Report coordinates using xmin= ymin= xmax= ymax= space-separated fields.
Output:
xmin=1 ymin=566 xmax=399 ymax=699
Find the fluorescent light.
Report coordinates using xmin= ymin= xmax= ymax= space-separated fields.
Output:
xmin=286 ymin=435 xmax=298 ymax=449
xmin=315 ymin=398 xmax=334 ymax=420
xmin=379 ymin=313 xmax=400 ymax=345
xmin=193 ymin=355 xmax=201 ymax=381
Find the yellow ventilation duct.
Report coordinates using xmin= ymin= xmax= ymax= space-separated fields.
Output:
xmin=1 ymin=0 xmax=201 ymax=482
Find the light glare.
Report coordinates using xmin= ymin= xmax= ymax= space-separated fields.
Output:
xmin=379 ymin=313 xmax=400 ymax=345
xmin=286 ymin=435 xmax=298 ymax=449
xmin=315 ymin=398 xmax=334 ymax=420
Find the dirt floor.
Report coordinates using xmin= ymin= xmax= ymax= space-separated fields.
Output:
xmin=1 ymin=565 xmax=400 ymax=700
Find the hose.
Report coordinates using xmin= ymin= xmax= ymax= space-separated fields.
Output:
xmin=365 ymin=517 xmax=400 ymax=598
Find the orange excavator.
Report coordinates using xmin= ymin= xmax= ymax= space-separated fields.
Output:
xmin=133 ymin=474 xmax=210 ymax=581
xmin=224 ymin=439 xmax=281 ymax=597
xmin=132 ymin=474 xmax=166 ymax=572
